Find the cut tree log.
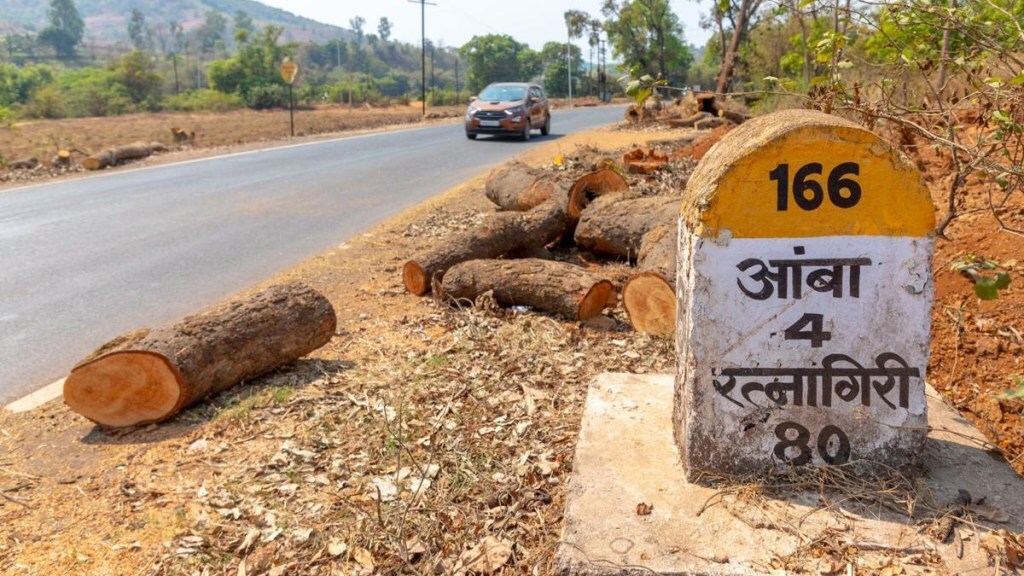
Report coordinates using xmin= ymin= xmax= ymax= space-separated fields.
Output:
xmin=567 ymin=168 xmax=629 ymax=220
xmin=484 ymin=161 xmax=551 ymax=211
xmin=622 ymin=147 xmax=669 ymax=174
xmin=441 ymin=258 xmax=615 ymax=321
xmin=403 ymin=193 xmax=573 ymax=296
xmin=8 ymin=157 xmax=39 ymax=170
xmin=82 ymin=141 xmax=168 ymax=171
xmin=64 ymin=282 xmax=336 ymax=428
xmin=623 ymin=223 xmax=678 ymax=336
xmin=574 ymin=194 xmax=680 ymax=258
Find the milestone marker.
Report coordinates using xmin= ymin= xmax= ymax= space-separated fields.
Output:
xmin=674 ymin=109 xmax=935 ymax=478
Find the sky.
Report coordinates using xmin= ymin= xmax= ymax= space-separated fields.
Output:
xmin=258 ymin=0 xmax=712 ymax=53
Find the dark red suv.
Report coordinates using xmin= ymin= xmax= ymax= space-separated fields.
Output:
xmin=464 ymin=82 xmax=551 ymax=141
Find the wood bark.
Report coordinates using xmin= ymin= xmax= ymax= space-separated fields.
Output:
xmin=82 ymin=142 xmax=167 ymax=171
xmin=441 ymin=258 xmax=615 ymax=321
xmin=403 ymin=194 xmax=572 ymax=296
xmin=8 ymin=157 xmax=39 ymax=170
xmin=64 ymin=282 xmax=336 ymax=428
xmin=485 ymin=161 xmax=551 ymax=211
xmin=623 ymin=223 xmax=678 ymax=336
xmin=567 ymin=168 xmax=629 ymax=220
xmin=574 ymin=194 xmax=680 ymax=258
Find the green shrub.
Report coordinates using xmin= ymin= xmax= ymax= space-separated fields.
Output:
xmin=26 ymin=84 xmax=66 ymax=119
xmin=162 ymin=89 xmax=243 ymax=112
xmin=243 ymin=83 xmax=288 ymax=109
xmin=59 ymin=67 xmax=133 ymax=117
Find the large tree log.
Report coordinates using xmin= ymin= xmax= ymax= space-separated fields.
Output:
xmin=64 ymin=282 xmax=337 ymax=428
xmin=8 ymin=157 xmax=39 ymax=170
xmin=441 ymin=258 xmax=615 ymax=321
xmin=623 ymin=223 xmax=678 ymax=337
xmin=403 ymin=194 xmax=572 ymax=296
xmin=82 ymin=141 xmax=167 ymax=171
xmin=567 ymin=168 xmax=629 ymax=220
xmin=484 ymin=161 xmax=551 ymax=211
xmin=574 ymin=194 xmax=679 ymax=258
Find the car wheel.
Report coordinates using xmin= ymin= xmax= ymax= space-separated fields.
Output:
xmin=521 ymin=120 xmax=532 ymax=141
xmin=541 ymin=114 xmax=551 ymax=136
xmin=466 ymin=132 xmax=477 ymax=140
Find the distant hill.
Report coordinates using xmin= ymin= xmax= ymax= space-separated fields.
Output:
xmin=0 ymin=0 xmax=352 ymax=45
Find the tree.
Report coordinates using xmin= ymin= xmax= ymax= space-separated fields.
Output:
xmin=197 ymin=10 xmax=228 ymax=54
xmin=38 ymin=0 xmax=84 ymax=60
xmin=540 ymin=42 xmax=583 ymax=97
xmin=128 ymin=9 xmax=147 ymax=51
xmin=117 ymin=49 xmax=161 ymax=105
xmin=233 ymin=10 xmax=255 ymax=36
xmin=350 ymin=16 xmax=366 ymax=44
xmin=377 ymin=17 xmax=392 ymax=43
xmin=601 ymin=0 xmax=692 ymax=85
xmin=209 ymin=25 xmax=297 ymax=109
xmin=710 ymin=0 xmax=765 ymax=93
xmin=459 ymin=34 xmax=538 ymax=93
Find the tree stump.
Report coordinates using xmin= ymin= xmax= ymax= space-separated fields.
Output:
xmin=441 ymin=258 xmax=615 ymax=321
xmin=64 ymin=282 xmax=337 ymax=428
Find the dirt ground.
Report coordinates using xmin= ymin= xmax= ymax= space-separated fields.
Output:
xmin=0 ymin=106 xmax=1022 ymax=575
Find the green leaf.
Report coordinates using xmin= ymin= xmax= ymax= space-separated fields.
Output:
xmin=974 ymin=281 xmax=1000 ymax=300
xmin=1012 ymin=73 xmax=1024 ymax=86
xmin=994 ymin=271 xmax=1011 ymax=290
xmin=985 ymin=77 xmax=1005 ymax=88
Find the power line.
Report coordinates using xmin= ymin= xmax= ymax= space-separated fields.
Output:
xmin=408 ymin=0 xmax=437 ymax=117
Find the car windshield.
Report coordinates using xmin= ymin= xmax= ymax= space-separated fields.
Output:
xmin=478 ymin=85 xmax=526 ymax=101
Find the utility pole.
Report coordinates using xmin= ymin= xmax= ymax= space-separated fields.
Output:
xmin=455 ymin=56 xmax=460 ymax=99
xmin=408 ymin=0 xmax=437 ymax=117
xmin=566 ymin=27 xmax=572 ymax=106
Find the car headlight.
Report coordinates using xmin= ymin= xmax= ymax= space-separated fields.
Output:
xmin=504 ymin=106 xmax=525 ymax=116
xmin=467 ymin=106 xmax=478 ymax=115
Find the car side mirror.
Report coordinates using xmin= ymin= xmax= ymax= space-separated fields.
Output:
xmin=469 ymin=96 xmax=478 ymax=103
xmin=529 ymin=97 xmax=540 ymax=103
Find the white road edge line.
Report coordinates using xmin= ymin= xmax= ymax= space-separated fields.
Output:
xmin=0 ymin=122 xmax=443 ymax=195
xmin=4 ymin=378 xmax=65 ymax=413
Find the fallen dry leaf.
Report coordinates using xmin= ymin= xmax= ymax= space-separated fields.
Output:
xmin=636 ymin=502 xmax=654 ymax=516
xmin=353 ymin=546 xmax=375 ymax=571
xmin=457 ymin=536 xmax=513 ymax=574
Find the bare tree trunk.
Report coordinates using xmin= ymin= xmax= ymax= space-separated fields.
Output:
xmin=937 ymin=0 xmax=957 ymax=97
xmin=715 ymin=0 xmax=760 ymax=94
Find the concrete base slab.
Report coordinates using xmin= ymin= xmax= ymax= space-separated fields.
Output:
xmin=556 ymin=373 xmax=1024 ymax=575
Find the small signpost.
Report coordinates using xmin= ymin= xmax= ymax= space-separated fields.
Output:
xmin=674 ymin=109 xmax=935 ymax=478
xmin=280 ymin=60 xmax=299 ymax=137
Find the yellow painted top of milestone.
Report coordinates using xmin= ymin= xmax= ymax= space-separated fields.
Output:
xmin=681 ymin=109 xmax=934 ymax=238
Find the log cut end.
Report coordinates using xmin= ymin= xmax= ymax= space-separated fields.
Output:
xmin=64 ymin=351 xmax=182 ymax=428
xmin=568 ymin=169 xmax=629 ymax=221
xmin=580 ymin=280 xmax=616 ymax=321
xmin=622 ymin=272 xmax=676 ymax=337
xmin=403 ymin=260 xmax=430 ymax=296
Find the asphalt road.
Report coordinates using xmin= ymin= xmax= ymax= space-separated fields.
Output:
xmin=0 ymin=105 xmax=627 ymax=404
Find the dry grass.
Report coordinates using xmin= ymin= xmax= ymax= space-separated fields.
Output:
xmin=0 ymin=122 xmax=693 ymax=576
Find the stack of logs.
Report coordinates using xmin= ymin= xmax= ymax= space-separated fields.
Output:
xmin=403 ymin=152 xmax=691 ymax=337
xmin=626 ymin=91 xmax=750 ymax=131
